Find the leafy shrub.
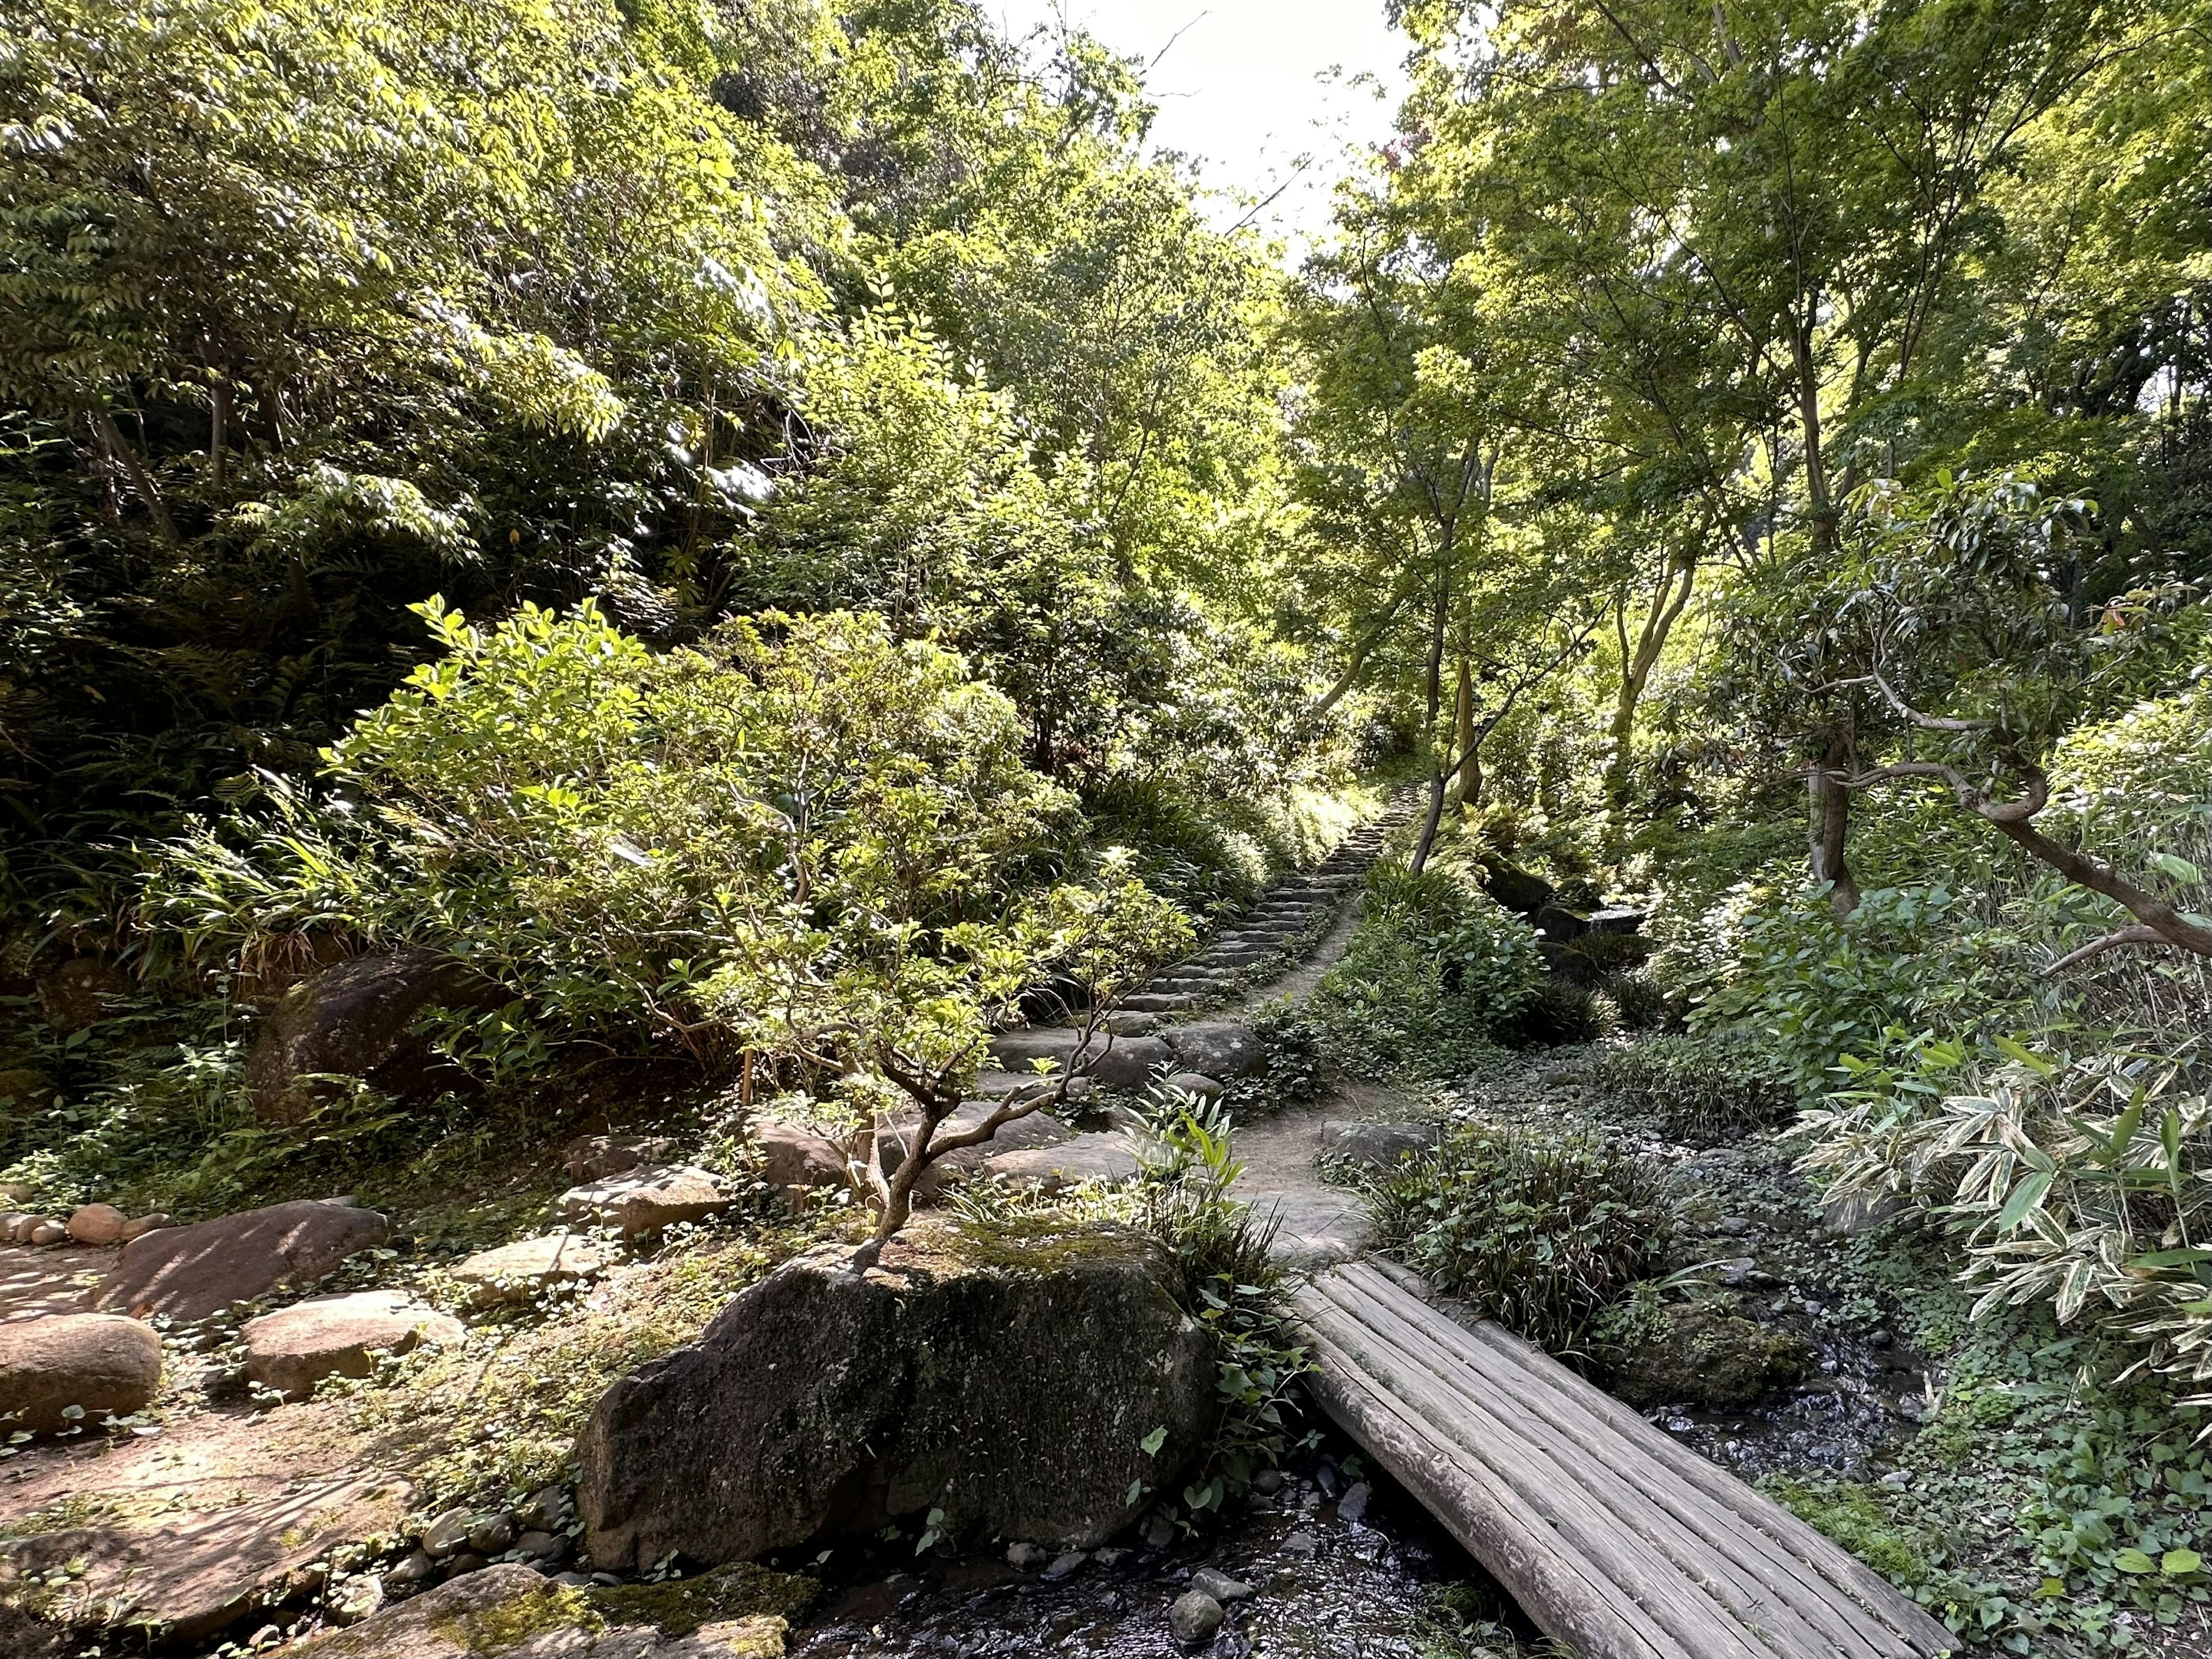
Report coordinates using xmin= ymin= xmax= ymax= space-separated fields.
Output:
xmin=1497 ymin=978 xmax=1606 ymax=1048
xmin=1365 ymin=1124 xmax=1676 ymax=1355
xmin=152 ymin=603 xmax=1190 ymax=1113
xmin=1698 ymin=884 xmax=2032 ymax=1092
xmin=1590 ymin=1033 xmax=1797 ymax=1143
xmin=1306 ymin=862 xmax=1544 ymax=1078
xmin=1598 ymin=971 xmax=1670 ymax=1031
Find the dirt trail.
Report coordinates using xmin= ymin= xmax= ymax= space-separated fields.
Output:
xmin=1226 ymin=899 xmax=1425 ymax=1270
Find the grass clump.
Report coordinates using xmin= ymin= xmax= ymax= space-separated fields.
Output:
xmin=1589 ymin=1033 xmax=1797 ymax=1143
xmin=1366 ymin=1124 xmax=1676 ymax=1355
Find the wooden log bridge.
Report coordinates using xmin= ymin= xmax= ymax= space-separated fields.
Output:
xmin=1290 ymin=1260 xmax=1957 ymax=1659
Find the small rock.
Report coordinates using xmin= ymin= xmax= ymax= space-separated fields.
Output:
xmin=118 ymin=1212 xmax=174 ymax=1241
xmin=29 ymin=1219 xmax=66 ymax=1246
xmin=241 ymin=1290 xmax=465 ymax=1402
xmin=1250 ymin=1468 xmax=1284 ymax=1495
xmin=1042 ymin=1550 xmax=1087 ymax=1580
xmin=514 ymin=1484 xmax=572 ymax=1533
xmin=465 ymin=1513 xmax=516 ymax=1555
xmin=327 ymin=1573 xmax=385 ymax=1625
xmin=1337 ymin=1482 xmax=1371 ymax=1525
xmin=1282 ymin=1532 xmax=1318 ymax=1557
xmin=558 ymin=1164 xmax=734 ymax=1238
xmin=1320 ymin=1121 xmax=1441 ymax=1168
xmin=1314 ymin=1463 xmax=1340 ymax=1498
xmin=1101 ymin=1012 xmax=1157 ymax=1037
xmin=1716 ymin=1216 xmax=1753 ymax=1236
xmin=442 ymin=1551 xmax=488 ymax=1580
xmin=751 ymin=1119 xmax=850 ymax=1199
xmin=1093 ymin=1547 xmax=1130 ymax=1567
xmin=562 ymin=1133 xmax=680 ymax=1182
xmin=385 ymin=1550 xmax=438 ymax=1590
xmin=551 ymin=1571 xmax=593 ymax=1588
xmin=66 ymin=1203 xmax=128 ymax=1245
xmin=513 ymin=1529 xmax=567 ymax=1566
xmin=0 ymin=1311 xmax=163 ymax=1433
xmin=1169 ymin=1589 xmax=1225 ymax=1645
xmin=1880 ymin=1469 xmax=1911 ymax=1488
xmin=1142 ymin=1512 xmax=1177 ymax=1550
xmin=1869 ymin=1328 xmax=1894 ymax=1348
xmin=450 ymin=1232 xmax=614 ymax=1302
xmin=419 ymin=1508 xmax=477 ymax=1557
xmin=0 ymin=1181 xmax=37 ymax=1205
xmin=1191 ymin=1567 xmax=1253 ymax=1604
xmin=1006 ymin=1541 xmax=1050 ymax=1570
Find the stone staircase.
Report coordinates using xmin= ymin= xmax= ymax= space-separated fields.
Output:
xmin=1120 ymin=804 xmax=1409 ymax=1014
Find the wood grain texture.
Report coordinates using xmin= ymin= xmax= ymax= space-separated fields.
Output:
xmin=1289 ymin=1261 xmax=1957 ymax=1659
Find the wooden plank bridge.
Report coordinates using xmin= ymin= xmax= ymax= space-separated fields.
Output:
xmin=1290 ymin=1259 xmax=1957 ymax=1659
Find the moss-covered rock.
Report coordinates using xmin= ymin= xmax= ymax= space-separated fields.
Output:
xmin=1601 ymin=1296 xmax=1816 ymax=1409
xmin=578 ymin=1219 xmax=1215 ymax=1571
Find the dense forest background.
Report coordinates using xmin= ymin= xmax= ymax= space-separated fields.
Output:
xmin=5 ymin=0 xmax=2212 ymax=1648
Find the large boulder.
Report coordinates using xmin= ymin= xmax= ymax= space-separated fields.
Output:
xmin=578 ymin=1222 xmax=1214 ymax=1572
xmin=86 ymin=1198 xmax=390 ymax=1321
xmin=1320 ymin=1120 xmax=1441 ymax=1168
xmin=558 ymin=1165 xmax=734 ymax=1238
xmin=1160 ymin=1021 xmax=1267 ymax=1081
xmin=0 ymin=1313 xmax=162 ymax=1434
xmin=240 ymin=1290 xmax=464 ymax=1402
xmin=245 ymin=948 xmax=499 ymax=1123
xmin=752 ymin=1120 xmax=850 ymax=1199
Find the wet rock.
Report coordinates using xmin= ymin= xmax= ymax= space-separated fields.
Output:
xmin=1319 ymin=1120 xmax=1440 ymax=1168
xmin=87 ymin=1198 xmax=390 ymax=1321
xmin=563 ymin=1135 xmax=680 ymax=1183
xmin=1006 ymin=1541 xmax=1049 ymax=1570
xmin=1605 ymin=1301 xmax=1817 ymax=1410
xmin=1337 ymin=1482 xmax=1371 ymax=1526
xmin=1191 ymin=1567 xmax=1253 ymax=1603
xmin=452 ymin=1233 xmax=615 ymax=1303
xmin=245 ymin=948 xmax=500 ymax=1123
xmin=0 ymin=1312 xmax=162 ymax=1433
xmin=1161 ymin=1022 xmax=1268 ymax=1081
xmin=558 ymin=1165 xmax=734 ymax=1238
xmin=578 ymin=1221 xmax=1213 ymax=1571
xmin=1169 ymin=1588 xmax=1225 ymax=1643
xmin=1042 ymin=1551 xmax=1087 ymax=1580
xmin=65 ymin=1203 xmax=127 ymax=1245
xmin=241 ymin=1290 xmax=464 ymax=1402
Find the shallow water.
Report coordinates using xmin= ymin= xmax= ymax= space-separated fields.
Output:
xmin=785 ymin=1433 xmax=1524 ymax=1658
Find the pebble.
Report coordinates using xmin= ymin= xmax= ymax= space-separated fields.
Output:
xmin=1337 ymin=1482 xmax=1371 ymax=1525
xmin=1042 ymin=1551 xmax=1087 ymax=1580
xmin=420 ymin=1508 xmax=476 ymax=1556
xmin=1251 ymin=1468 xmax=1285 ymax=1495
xmin=466 ymin=1513 xmax=517 ymax=1554
xmin=444 ymin=1552 xmax=489 ymax=1579
xmin=28 ymin=1221 xmax=66 ymax=1247
xmin=1006 ymin=1541 xmax=1049 ymax=1570
xmin=1168 ymin=1588 xmax=1225 ymax=1644
xmin=1191 ymin=1567 xmax=1254 ymax=1603
xmin=385 ymin=1550 xmax=437 ymax=1589
xmin=1281 ymin=1531 xmax=1318 ymax=1558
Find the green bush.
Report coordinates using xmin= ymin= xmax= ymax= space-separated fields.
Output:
xmin=1306 ymin=861 xmax=1544 ymax=1079
xmin=1497 ymin=978 xmax=1607 ymax=1048
xmin=1365 ymin=1123 xmax=1676 ymax=1355
xmin=1590 ymin=1033 xmax=1797 ymax=1143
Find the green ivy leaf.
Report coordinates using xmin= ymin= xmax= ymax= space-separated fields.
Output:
xmin=2162 ymin=1548 xmax=2203 ymax=1576
xmin=1140 ymin=1426 xmax=1167 ymax=1456
xmin=2114 ymin=1548 xmax=2156 ymax=1574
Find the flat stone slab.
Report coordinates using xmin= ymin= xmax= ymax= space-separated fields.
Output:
xmin=558 ymin=1165 xmax=735 ymax=1238
xmin=451 ymin=1232 xmax=616 ymax=1301
xmin=86 ymin=1199 xmax=390 ymax=1321
xmin=0 ymin=1403 xmax=410 ymax=1643
xmin=241 ymin=1290 xmax=464 ymax=1401
xmin=980 ymin=1134 xmax=1143 ymax=1194
xmin=1320 ymin=1120 xmax=1442 ymax=1168
xmin=1244 ymin=1188 xmax=1372 ymax=1270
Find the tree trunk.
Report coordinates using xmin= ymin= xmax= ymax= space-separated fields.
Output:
xmin=1410 ymin=570 xmax=1452 ymax=874
xmin=1809 ymin=731 xmax=1858 ymax=916
xmin=1607 ymin=557 xmax=1696 ymax=807
xmin=88 ymin=409 xmax=179 ymax=548
xmin=1446 ymin=653 xmax=1476 ymax=811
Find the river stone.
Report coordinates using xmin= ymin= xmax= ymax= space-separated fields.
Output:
xmin=245 ymin=947 xmax=501 ymax=1124
xmin=1161 ymin=1022 xmax=1268 ymax=1080
xmin=558 ymin=1165 xmax=734 ymax=1237
xmin=451 ymin=1233 xmax=615 ymax=1302
xmin=65 ymin=1203 xmax=127 ymax=1245
xmin=86 ymin=1199 xmax=391 ymax=1321
xmin=0 ymin=1312 xmax=162 ymax=1433
xmin=1162 ymin=1072 xmax=1224 ymax=1103
xmin=1604 ymin=1301 xmax=1817 ymax=1410
xmin=1191 ymin=1567 xmax=1254 ymax=1603
xmin=1169 ymin=1588 xmax=1225 ymax=1643
xmin=1319 ymin=1120 xmax=1441 ymax=1168
xmin=294 ymin=1560 xmax=807 ymax=1657
xmin=577 ymin=1221 xmax=1214 ymax=1571
xmin=979 ymin=1132 xmax=1142 ymax=1194
xmin=241 ymin=1290 xmax=465 ymax=1401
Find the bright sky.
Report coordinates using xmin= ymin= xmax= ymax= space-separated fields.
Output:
xmin=990 ymin=0 xmax=1412 ymax=260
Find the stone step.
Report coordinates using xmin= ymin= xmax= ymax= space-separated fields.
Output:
xmin=1122 ymin=993 xmax=1196 ymax=1013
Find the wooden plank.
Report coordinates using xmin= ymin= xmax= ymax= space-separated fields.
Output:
xmin=1310 ymin=1270 xmax=1877 ymax=1659
xmin=1360 ymin=1262 xmax=1953 ymax=1657
xmin=1300 ymin=1291 xmax=1777 ymax=1659
xmin=1291 ymin=1262 xmax=1958 ymax=1659
xmin=1326 ymin=1264 xmax=1923 ymax=1658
